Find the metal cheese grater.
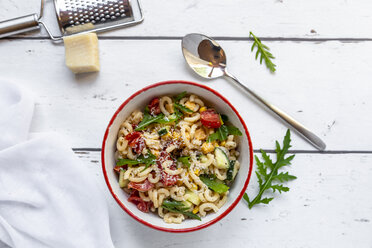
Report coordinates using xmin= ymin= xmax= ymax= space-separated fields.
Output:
xmin=0 ymin=0 xmax=143 ymax=40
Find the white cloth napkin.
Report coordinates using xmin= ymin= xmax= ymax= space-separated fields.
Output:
xmin=0 ymin=81 xmax=114 ymax=248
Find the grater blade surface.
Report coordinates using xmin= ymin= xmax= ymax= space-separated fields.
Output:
xmin=54 ymin=0 xmax=135 ymax=35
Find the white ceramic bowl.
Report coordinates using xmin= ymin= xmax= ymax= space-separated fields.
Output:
xmin=101 ymin=80 xmax=253 ymax=232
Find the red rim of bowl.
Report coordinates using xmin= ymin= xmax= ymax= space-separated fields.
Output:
xmin=101 ymin=80 xmax=254 ymax=233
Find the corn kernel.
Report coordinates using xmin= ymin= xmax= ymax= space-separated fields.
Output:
xmin=199 ymin=106 xmax=207 ymax=113
xmin=192 ymin=206 xmax=199 ymax=214
xmin=185 ymin=101 xmax=196 ymax=111
xmin=162 ymin=132 xmax=172 ymax=140
xmin=212 ymin=141 xmax=219 ymax=147
xmin=201 ymin=142 xmax=214 ymax=154
xmin=194 ymin=169 xmax=200 ymax=176
xmin=173 ymin=131 xmax=181 ymax=140
xmin=220 ymin=141 xmax=226 ymax=146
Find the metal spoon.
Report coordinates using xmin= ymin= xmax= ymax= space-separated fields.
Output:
xmin=181 ymin=33 xmax=326 ymax=151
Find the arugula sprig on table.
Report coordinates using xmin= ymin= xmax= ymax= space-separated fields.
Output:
xmin=162 ymin=199 xmax=201 ymax=220
xmin=249 ymin=31 xmax=276 ymax=73
xmin=243 ymin=129 xmax=296 ymax=209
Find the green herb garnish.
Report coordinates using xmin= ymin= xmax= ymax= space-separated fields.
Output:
xmin=226 ymin=126 xmax=242 ymax=136
xmin=173 ymin=108 xmax=183 ymax=125
xmin=177 ymin=156 xmax=191 ymax=167
xmin=207 ymin=132 xmax=220 ymax=142
xmin=206 ymin=125 xmax=242 ymax=142
xmin=218 ymin=125 xmax=228 ymax=141
xmin=162 ymin=200 xmax=184 ymax=208
xmin=162 ymin=199 xmax=201 ymax=221
xmin=199 ymin=174 xmax=229 ymax=194
xmin=221 ymin=114 xmax=229 ymax=123
xmin=174 ymin=91 xmax=187 ymax=102
xmin=243 ymin=129 xmax=296 ymax=209
xmin=249 ymin=31 xmax=276 ymax=73
xmin=136 ymin=109 xmax=182 ymax=131
xmin=135 ymin=107 xmax=165 ymax=130
xmin=116 ymin=152 xmax=156 ymax=170
xmin=157 ymin=112 xmax=182 ymax=124
xmin=174 ymin=103 xmax=193 ymax=113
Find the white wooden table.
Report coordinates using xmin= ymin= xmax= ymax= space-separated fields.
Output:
xmin=1 ymin=0 xmax=372 ymax=247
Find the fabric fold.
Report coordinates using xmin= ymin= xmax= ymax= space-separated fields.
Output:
xmin=0 ymin=81 xmax=114 ymax=248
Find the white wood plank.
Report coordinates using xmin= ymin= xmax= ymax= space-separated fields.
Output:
xmin=1 ymin=0 xmax=372 ymax=38
xmin=79 ymin=152 xmax=372 ymax=248
xmin=0 ymin=39 xmax=371 ymax=150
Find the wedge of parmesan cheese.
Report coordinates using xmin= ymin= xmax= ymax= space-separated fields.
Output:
xmin=63 ymin=33 xmax=100 ymax=74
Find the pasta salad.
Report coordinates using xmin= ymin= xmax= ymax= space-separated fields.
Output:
xmin=114 ymin=92 xmax=242 ymax=223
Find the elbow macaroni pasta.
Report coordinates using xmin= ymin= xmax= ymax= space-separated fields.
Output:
xmin=114 ymin=93 xmax=241 ymax=224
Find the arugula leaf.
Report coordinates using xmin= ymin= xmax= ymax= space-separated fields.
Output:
xmin=116 ymin=159 xmax=141 ymax=166
xmin=200 ymin=174 xmax=229 ymax=194
xmin=243 ymin=129 xmax=296 ymax=209
xmin=206 ymin=124 xmax=242 ymax=142
xmin=140 ymin=152 xmax=157 ymax=171
xmin=162 ymin=199 xmax=184 ymax=208
xmin=174 ymin=103 xmax=193 ymax=113
xmin=179 ymin=210 xmax=202 ymax=220
xmin=135 ymin=113 xmax=165 ymax=131
xmin=173 ymin=108 xmax=183 ymax=125
xmin=217 ymin=125 xmax=228 ymax=141
xmin=249 ymin=31 xmax=276 ymax=73
xmin=162 ymin=199 xmax=201 ymax=221
xmin=272 ymin=172 xmax=297 ymax=182
xmin=116 ymin=152 xmax=156 ymax=169
xmin=206 ymin=132 xmax=219 ymax=142
xmin=226 ymin=126 xmax=242 ymax=136
xmin=144 ymin=106 xmax=150 ymax=115
xmin=177 ymin=156 xmax=191 ymax=167
xmin=156 ymin=113 xmax=182 ymax=124
xmin=162 ymin=205 xmax=201 ymax=220
xmin=135 ymin=111 xmax=183 ymax=131
xmin=174 ymin=91 xmax=187 ymax=102
xmin=221 ymin=114 xmax=229 ymax=123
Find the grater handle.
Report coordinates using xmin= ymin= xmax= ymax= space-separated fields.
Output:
xmin=0 ymin=14 xmax=41 ymax=38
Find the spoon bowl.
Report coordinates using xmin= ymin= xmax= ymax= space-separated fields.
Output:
xmin=182 ymin=33 xmax=226 ymax=79
xmin=181 ymin=33 xmax=326 ymax=151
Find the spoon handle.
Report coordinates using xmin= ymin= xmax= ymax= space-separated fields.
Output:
xmin=224 ymin=70 xmax=326 ymax=151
